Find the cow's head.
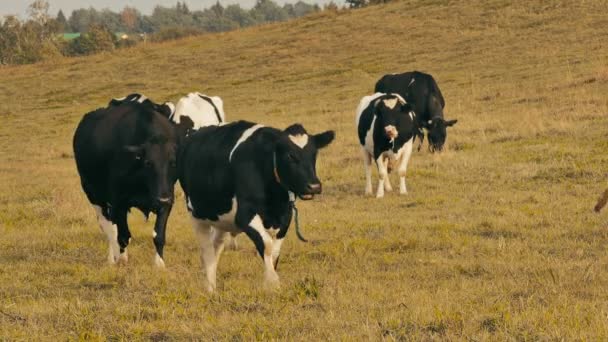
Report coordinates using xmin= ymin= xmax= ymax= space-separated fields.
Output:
xmin=427 ymin=118 xmax=457 ymax=152
xmin=124 ymin=135 xmax=177 ymax=209
xmin=274 ymin=124 xmax=335 ymax=200
xmin=374 ymin=96 xmax=414 ymax=150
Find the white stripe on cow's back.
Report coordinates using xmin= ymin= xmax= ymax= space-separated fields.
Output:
xmin=229 ymin=124 xmax=265 ymax=162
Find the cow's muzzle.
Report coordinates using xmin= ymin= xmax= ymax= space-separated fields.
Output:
xmin=300 ymin=183 xmax=322 ymax=200
xmin=384 ymin=125 xmax=398 ymax=140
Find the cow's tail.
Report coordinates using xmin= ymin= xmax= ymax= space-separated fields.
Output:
xmin=594 ymin=188 xmax=608 ymax=212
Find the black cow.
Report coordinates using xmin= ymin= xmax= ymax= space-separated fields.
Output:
xmin=375 ymin=71 xmax=457 ymax=152
xmin=356 ymin=93 xmax=417 ymax=198
xmin=109 ymin=93 xmax=175 ymax=120
xmin=178 ymin=121 xmax=335 ymax=291
xmin=73 ymin=102 xmax=178 ymax=267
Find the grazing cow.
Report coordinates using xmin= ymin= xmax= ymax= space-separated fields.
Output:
xmin=375 ymin=71 xmax=457 ymax=152
xmin=73 ymin=102 xmax=178 ymax=267
xmin=173 ymin=92 xmax=225 ymax=129
xmin=109 ymin=93 xmax=176 ymax=119
xmin=356 ymin=93 xmax=416 ymax=198
xmin=178 ymin=121 xmax=335 ymax=291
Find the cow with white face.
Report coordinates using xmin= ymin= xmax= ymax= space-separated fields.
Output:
xmin=356 ymin=93 xmax=417 ymax=198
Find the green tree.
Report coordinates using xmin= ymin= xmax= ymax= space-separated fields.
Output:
xmin=251 ymin=0 xmax=289 ymax=23
xmin=56 ymin=9 xmax=69 ymax=32
xmin=224 ymin=4 xmax=257 ymax=28
xmin=66 ymin=23 xmax=116 ymax=56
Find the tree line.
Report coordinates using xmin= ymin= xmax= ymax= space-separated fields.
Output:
xmin=0 ymin=0 xmax=391 ymax=65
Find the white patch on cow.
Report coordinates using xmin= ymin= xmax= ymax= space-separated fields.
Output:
xmin=289 ymin=134 xmax=308 ymax=148
xmin=408 ymin=78 xmax=415 ymax=87
xmin=229 ymin=124 xmax=264 ymax=162
xmin=152 ymin=230 xmax=157 ymax=238
xmin=165 ymin=102 xmax=175 ymax=116
xmin=154 ymin=253 xmax=165 ymax=268
xmin=136 ymin=94 xmax=148 ymax=103
xmin=173 ymin=92 xmax=226 ymax=129
xmin=249 ymin=215 xmax=279 ymax=288
xmin=428 ymin=120 xmax=433 ymax=125
xmin=409 ymin=111 xmax=414 ymax=121
xmin=186 ymin=197 xmax=193 ymax=211
xmin=113 ymin=96 xmax=126 ymax=102
xmin=271 ymin=237 xmax=284 ymax=266
xmin=93 ymin=205 xmax=121 ymax=264
xmin=383 ymin=98 xmax=398 ymax=109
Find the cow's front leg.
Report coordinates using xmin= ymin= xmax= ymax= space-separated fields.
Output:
xmin=93 ymin=205 xmax=121 ymax=264
xmin=152 ymin=204 xmax=172 ymax=268
xmin=376 ymin=155 xmax=388 ymax=198
xmin=417 ymin=131 xmax=425 ymax=152
xmin=236 ymin=209 xmax=279 ymax=289
xmin=113 ymin=208 xmax=131 ymax=264
xmin=362 ymin=148 xmax=373 ymax=195
xmin=398 ymin=138 xmax=414 ymax=195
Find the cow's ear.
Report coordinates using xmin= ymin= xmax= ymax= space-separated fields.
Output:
xmin=445 ymin=119 xmax=458 ymax=127
xmin=314 ymin=130 xmax=335 ymax=149
xmin=124 ymin=145 xmax=144 ymax=160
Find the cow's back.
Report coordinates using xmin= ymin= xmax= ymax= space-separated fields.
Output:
xmin=179 ymin=121 xmax=257 ymax=220
xmin=375 ymin=71 xmax=445 ymax=121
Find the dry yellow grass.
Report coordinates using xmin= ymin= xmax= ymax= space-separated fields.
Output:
xmin=1 ymin=0 xmax=608 ymax=339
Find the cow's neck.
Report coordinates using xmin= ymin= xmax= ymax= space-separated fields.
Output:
xmin=272 ymin=151 xmax=295 ymax=203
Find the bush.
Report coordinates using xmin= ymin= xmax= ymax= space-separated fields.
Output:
xmin=64 ymin=24 xmax=116 ymax=56
xmin=150 ymin=26 xmax=202 ymax=42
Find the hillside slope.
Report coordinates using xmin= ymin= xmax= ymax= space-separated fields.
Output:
xmin=1 ymin=0 xmax=608 ymax=339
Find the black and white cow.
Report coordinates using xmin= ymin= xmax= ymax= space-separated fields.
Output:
xmin=73 ymin=101 xmax=178 ymax=267
xmin=375 ymin=71 xmax=457 ymax=152
xmin=178 ymin=121 xmax=335 ymax=291
xmin=173 ymin=92 xmax=225 ymax=129
xmin=109 ymin=93 xmax=176 ymax=119
xmin=356 ymin=93 xmax=416 ymax=198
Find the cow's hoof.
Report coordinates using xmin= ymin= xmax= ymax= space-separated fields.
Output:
xmin=118 ymin=251 xmax=129 ymax=264
xmin=264 ymin=273 xmax=280 ymax=290
xmin=154 ymin=254 xmax=166 ymax=268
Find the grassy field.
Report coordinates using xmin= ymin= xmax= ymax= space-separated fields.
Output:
xmin=1 ymin=0 xmax=608 ymax=339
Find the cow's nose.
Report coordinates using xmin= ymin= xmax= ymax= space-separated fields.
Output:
xmin=307 ymin=183 xmax=322 ymax=194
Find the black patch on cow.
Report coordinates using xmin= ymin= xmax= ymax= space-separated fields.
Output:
xmin=197 ymin=94 xmax=223 ymax=123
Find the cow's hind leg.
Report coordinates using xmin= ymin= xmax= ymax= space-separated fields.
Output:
xmin=191 ymin=217 xmax=219 ymax=292
xmin=93 ymin=205 xmax=121 ymax=264
xmin=398 ymin=139 xmax=414 ymax=195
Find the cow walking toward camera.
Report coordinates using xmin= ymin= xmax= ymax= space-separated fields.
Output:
xmin=356 ymin=93 xmax=416 ymax=198
xmin=178 ymin=121 xmax=334 ymax=291
xmin=375 ymin=71 xmax=457 ymax=152
xmin=73 ymin=101 xmax=178 ymax=267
